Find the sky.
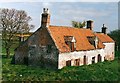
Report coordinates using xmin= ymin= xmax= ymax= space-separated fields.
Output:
xmin=0 ymin=1 xmax=118 ymax=33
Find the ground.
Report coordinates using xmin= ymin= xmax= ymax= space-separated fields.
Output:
xmin=1 ymin=45 xmax=120 ymax=81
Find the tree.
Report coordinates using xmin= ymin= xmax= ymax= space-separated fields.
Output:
xmin=72 ymin=21 xmax=86 ymax=28
xmin=0 ymin=8 xmax=34 ymax=58
xmin=108 ymin=29 xmax=120 ymax=51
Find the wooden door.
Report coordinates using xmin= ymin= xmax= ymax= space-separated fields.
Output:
xmin=75 ymin=59 xmax=80 ymax=66
xmin=83 ymin=56 xmax=86 ymax=65
xmin=98 ymin=54 xmax=101 ymax=62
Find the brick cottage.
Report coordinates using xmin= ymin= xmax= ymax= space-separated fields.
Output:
xmin=13 ymin=8 xmax=115 ymax=69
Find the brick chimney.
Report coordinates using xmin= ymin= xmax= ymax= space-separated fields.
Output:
xmin=86 ymin=20 xmax=93 ymax=30
xmin=102 ymin=24 xmax=107 ymax=34
xmin=41 ymin=8 xmax=50 ymax=28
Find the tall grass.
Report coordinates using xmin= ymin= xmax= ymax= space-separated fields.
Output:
xmin=1 ymin=39 xmax=119 ymax=81
xmin=2 ymin=55 xmax=119 ymax=81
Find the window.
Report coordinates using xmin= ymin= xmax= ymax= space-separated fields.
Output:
xmin=87 ymin=36 xmax=98 ymax=49
xmin=24 ymin=56 xmax=28 ymax=65
xmin=92 ymin=57 xmax=95 ymax=64
xmin=64 ymin=36 xmax=76 ymax=52
xmin=66 ymin=60 xmax=71 ymax=66
xmin=47 ymin=45 xmax=52 ymax=53
xmin=66 ymin=42 xmax=76 ymax=52
xmin=29 ymin=45 xmax=36 ymax=56
xmin=74 ymin=59 xmax=80 ymax=66
xmin=112 ymin=52 xmax=114 ymax=54
xmin=98 ymin=54 xmax=101 ymax=62
xmin=71 ymin=42 xmax=75 ymax=52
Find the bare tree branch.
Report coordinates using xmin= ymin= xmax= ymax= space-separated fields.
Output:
xmin=0 ymin=8 xmax=34 ymax=58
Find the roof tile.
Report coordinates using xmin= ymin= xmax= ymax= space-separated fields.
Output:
xmin=48 ymin=25 xmax=105 ymax=53
xmin=95 ymin=33 xmax=114 ymax=43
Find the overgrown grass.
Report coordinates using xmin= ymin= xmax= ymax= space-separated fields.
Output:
xmin=2 ymin=40 xmax=19 ymax=56
xmin=1 ymin=40 xmax=120 ymax=81
xmin=2 ymin=51 xmax=119 ymax=81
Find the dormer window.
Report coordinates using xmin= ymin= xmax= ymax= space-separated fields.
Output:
xmin=64 ymin=36 xmax=76 ymax=52
xmin=87 ymin=36 xmax=98 ymax=49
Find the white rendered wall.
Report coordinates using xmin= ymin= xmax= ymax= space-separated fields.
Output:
xmin=58 ymin=49 xmax=105 ymax=69
xmin=103 ymin=42 xmax=115 ymax=60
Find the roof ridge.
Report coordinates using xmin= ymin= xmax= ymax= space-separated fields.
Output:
xmin=49 ymin=25 xmax=88 ymax=30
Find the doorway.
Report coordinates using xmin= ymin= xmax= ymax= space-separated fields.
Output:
xmin=98 ymin=54 xmax=101 ymax=62
xmin=83 ymin=56 xmax=86 ymax=65
xmin=92 ymin=57 xmax=95 ymax=64
xmin=74 ymin=59 xmax=80 ymax=66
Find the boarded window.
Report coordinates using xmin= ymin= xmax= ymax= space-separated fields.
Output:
xmin=47 ymin=45 xmax=52 ymax=53
xmin=98 ymin=54 xmax=101 ymax=62
xmin=66 ymin=60 xmax=71 ymax=66
xmin=24 ymin=56 xmax=28 ymax=65
xmin=92 ymin=57 xmax=95 ymax=64
xmin=29 ymin=45 xmax=36 ymax=56
xmin=74 ymin=59 xmax=80 ymax=66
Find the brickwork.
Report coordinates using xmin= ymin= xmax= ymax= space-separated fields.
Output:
xmin=15 ymin=27 xmax=59 ymax=69
xmin=14 ymin=8 xmax=115 ymax=69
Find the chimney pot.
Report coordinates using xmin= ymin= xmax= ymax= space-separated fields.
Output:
xmin=102 ymin=24 xmax=107 ymax=34
xmin=41 ymin=8 xmax=50 ymax=28
xmin=43 ymin=8 xmax=49 ymax=14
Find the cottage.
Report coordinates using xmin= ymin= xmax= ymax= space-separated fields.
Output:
xmin=14 ymin=8 xmax=115 ymax=69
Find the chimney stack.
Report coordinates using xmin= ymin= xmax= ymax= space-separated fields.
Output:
xmin=102 ymin=24 xmax=107 ymax=34
xmin=87 ymin=20 xmax=93 ymax=30
xmin=41 ymin=8 xmax=50 ymax=28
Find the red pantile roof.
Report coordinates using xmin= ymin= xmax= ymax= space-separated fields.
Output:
xmin=48 ymin=25 xmax=105 ymax=53
xmin=95 ymin=33 xmax=114 ymax=43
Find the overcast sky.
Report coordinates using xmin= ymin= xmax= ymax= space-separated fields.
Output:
xmin=0 ymin=2 xmax=118 ymax=33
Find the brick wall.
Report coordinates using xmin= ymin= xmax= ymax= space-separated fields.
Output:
xmin=15 ymin=27 xmax=59 ymax=69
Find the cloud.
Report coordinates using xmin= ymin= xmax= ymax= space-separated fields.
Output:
xmin=42 ymin=2 xmax=52 ymax=8
xmin=49 ymin=2 xmax=118 ymax=32
xmin=58 ymin=7 xmax=112 ymax=20
xmin=0 ymin=2 xmax=117 ymax=32
xmin=63 ymin=9 xmax=99 ymax=16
